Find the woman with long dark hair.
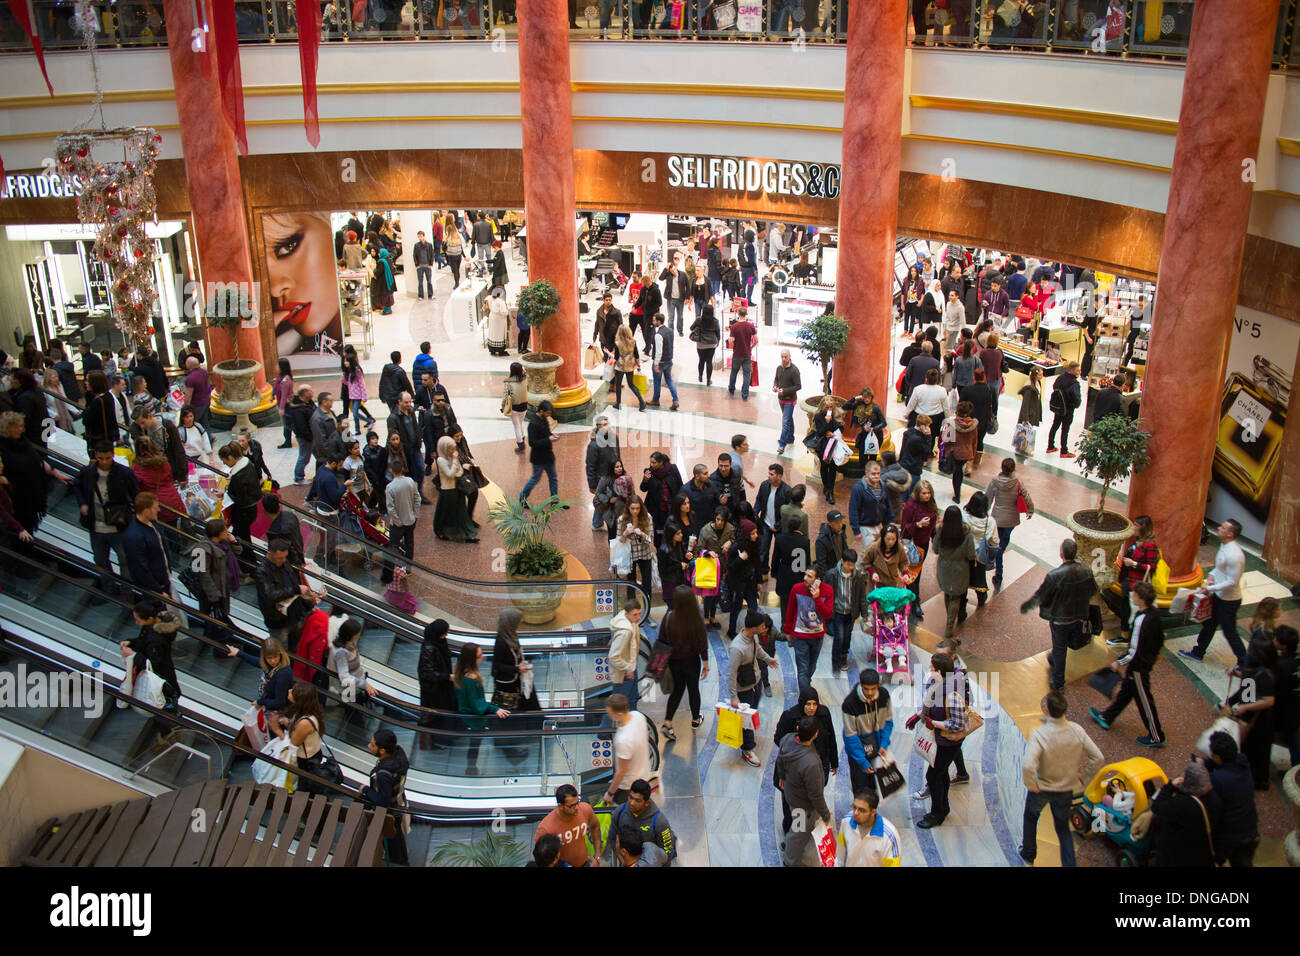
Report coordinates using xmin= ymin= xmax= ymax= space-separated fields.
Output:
xmin=503 ymin=361 xmax=528 ymax=452
xmin=901 ymin=264 xmax=925 ymax=335
xmin=658 ymin=584 xmax=710 ymax=742
xmin=657 ymin=519 xmax=693 ymax=606
xmin=690 ymin=303 xmax=721 ymax=385
xmin=454 ymin=642 xmax=509 ymax=773
xmin=934 ymin=505 xmax=975 ymax=638
xmin=962 ymin=492 xmax=993 ymax=613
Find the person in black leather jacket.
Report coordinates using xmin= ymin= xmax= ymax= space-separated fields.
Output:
xmin=418 ymin=618 xmax=456 ymax=728
xmin=254 ymin=540 xmax=307 ymax=639
xmin=1020 ymin=538 xmax=1099 ymax=690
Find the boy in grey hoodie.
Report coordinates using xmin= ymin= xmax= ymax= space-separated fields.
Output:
xmin=776 ymin=716 xmax=833 ymax=866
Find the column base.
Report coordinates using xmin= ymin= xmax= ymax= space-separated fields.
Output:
xmin=545 ymin=381 xmax=603 ymax=423
xmin=211 ymin=386 xmax=279 ymax=432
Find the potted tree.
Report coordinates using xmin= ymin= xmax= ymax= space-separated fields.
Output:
xmin=488 ymin=493 xmax=570 ymax=625
xmin=515 ymin=278 xmax=563 ymax=404
xmin=429 ymin=826 xmax=527 ymax=867
xmin=1068 ymin=413 xmax=1152 ymax=588
xmin=207 ymin=306 xmax=263 ymax=432
xmin=794 ymin=311 xmax=850 ymax=428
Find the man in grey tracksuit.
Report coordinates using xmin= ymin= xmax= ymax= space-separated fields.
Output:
xmin=776 ymin=716 xmax=833 ymax=866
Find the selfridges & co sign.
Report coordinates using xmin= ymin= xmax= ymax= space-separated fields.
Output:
xmin=665 ymin=155 xmax=841 ymax=199
xmin=2 ymin=172 xmax=86 ymax=199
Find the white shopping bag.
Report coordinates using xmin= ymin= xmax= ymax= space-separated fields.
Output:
xmin=241 ymin=705 xmax=268 ymax=752
xmin=252 ymin=736 xmax=296 ymax=788
xmin=912 ymin=724 xmax=938 ymax=768
xmin=133 ymin=661 xmax=169 ymax=709
xmin=812 ymin=821 xmax=837 ymax=867
xmin=609 ymin=537 xmax=632 ymax=575
xmin=1169 ymin=587 xmax=1194 ymax=615
xmin=638 ymin=675 xmax=660 ymax=704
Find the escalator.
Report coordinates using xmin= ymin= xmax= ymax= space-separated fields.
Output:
xmin=0 ymin=550 xmax=659 ymax=822
xmin=35 ymin=438 xmax=650 ymax=711
xmin=0 ymin=638 xmax=596 ymax=865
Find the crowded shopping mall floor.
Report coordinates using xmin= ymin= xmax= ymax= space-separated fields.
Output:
xmin=235 ymin=251 xmax=1295 ymax=868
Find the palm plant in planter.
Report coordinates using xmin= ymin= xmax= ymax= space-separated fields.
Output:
xmin=1068 ymin=414 xmax=1152 ymax=588
xmin=794 ymin=311 xmax=850 ymax=430
xmin=515 ymin=278 xmax=563 ymax=403
xmin=488 ymin=493 xmax=570 ymax=624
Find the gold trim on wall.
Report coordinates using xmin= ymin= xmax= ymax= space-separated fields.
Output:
xmin=571 ymin=81 xmax=843 ymax=101
xmin=1279 ymin=138 xmax=1300 ymax=157
xmin=909 ymin=94 xmax=1179 ymax=136
xmin=902 ymin=133 xmax=1172 ymax=174
xmin=572 ymin=115 xmax=843 ymax=133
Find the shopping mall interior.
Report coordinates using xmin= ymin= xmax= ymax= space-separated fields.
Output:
xmin=0 ymin=0 xmax=1297 ymax=887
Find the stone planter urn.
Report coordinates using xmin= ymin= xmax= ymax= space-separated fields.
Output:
xmin=213 ymin=359 xmax=263 ymax=432
xmin=1067 ymin=509 xmax=1134 ymax=590
xmin=506 ymin=568 xmax=568 ymax=625
xmin=520 ymin=351 xmax=563 ymax=405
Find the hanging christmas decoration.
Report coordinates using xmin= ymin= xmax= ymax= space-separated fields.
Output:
xmin=52 ymin=2 xmax=161 ymax=346
xmin=55 ymin=128 xmax=162 ymax=346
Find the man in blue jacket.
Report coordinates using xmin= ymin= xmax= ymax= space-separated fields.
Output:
xmin=848 ymin=461 xmax=894 ymax=553
xmin=841 ymin=669 xmax=894 ymax=796
xmin=123 ymin=492 xmax=171 ymax=598
xmin=411 ymin=341 xmax=437 ymax=386
xmin=75 ymin=440 xmax=139 ymax=598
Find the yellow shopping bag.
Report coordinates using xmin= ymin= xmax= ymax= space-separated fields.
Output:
xmin=632 ymin=372 xmax=649 ymax=394
xmin=715 ymin=706 xmax=743 ymax=749
xmin=1151 ymin=556 xmax=1170 ymax=593
xmin=692 ymin=554 xmax=719 ymax=592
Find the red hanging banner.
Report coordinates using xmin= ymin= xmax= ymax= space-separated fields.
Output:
xmin=295 ymin=0 xmax=322 ymax=148
xmin=6 ymin=0 xmax=54 ymax=96
xmin=210 ymin=0 xmax=248 ymax=155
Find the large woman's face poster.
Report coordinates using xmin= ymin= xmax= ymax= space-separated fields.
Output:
xmin=262 ymin=211 xmax=344 ymax=370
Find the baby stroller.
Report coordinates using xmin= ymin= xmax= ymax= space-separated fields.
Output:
xmin=865 ymin=586 xmax=913 ymax=684
xmin=340 ymin=489 xmax=389 ymax=547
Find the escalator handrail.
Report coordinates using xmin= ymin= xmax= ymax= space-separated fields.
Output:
xmin=40 ymin=441 xmax=622 ymax=646
xmin=0 ymin=633 xmax=561 ymax=824
xmin=34 ymin=383 xmax=650 ymax=608
xmin=0 ymin=540 xmax=620 ymax=728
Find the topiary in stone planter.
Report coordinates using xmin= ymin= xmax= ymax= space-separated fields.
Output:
xmin=489 ymin=493 xmax=570 ymax=625
xmin=515 ymin=278 xmax=564 ymax=404
xmin=1071 ymin=413 xmax=1151 ymax=588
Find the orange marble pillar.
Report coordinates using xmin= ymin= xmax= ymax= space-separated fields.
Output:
xmin=516 ymin=0 xmax=588 ymax=408
xmin=833 ymin=0 xmax=908 ymax=402
xmin=1127 ymin=0 xmax=1279 ymax=583
xmin=162 ymin=0 xmax=266 ymax=390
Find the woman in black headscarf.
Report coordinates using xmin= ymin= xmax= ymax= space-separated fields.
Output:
xmin=418 ymin=618 xmax=455 ymax=729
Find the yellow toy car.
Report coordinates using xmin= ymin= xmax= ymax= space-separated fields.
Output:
xmin=1070 ymin=757 xmax=1169 ymax=867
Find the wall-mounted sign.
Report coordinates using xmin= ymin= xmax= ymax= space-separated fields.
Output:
xmin=2 ymin=173 xmax=85 ymax=200
xmin=665 ymin=155 xmax=841 ymax=199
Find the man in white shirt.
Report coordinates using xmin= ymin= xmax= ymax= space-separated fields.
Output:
xmin=601 ymin=693 xmax=652 ymax=805
xmin=767 ymin=222 xmax=786 ymax=265
xmin=836 ymin=788 xmax=900 ymax=867
xmin=1181 ymin=519 xmax=1248 ymax=665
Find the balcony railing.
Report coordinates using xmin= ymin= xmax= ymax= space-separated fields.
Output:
xmin=0 ymin=1 xmax=1295 ymax=69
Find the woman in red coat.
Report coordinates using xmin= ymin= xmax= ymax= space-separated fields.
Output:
xmin=292 ymin=603 xmax=331 ymax=689
xmin=132 ymin=436 xmax=185 ymax=523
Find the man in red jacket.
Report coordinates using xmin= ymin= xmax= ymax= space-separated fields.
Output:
xmin=785 ymin=568 xmax=834 ymax=690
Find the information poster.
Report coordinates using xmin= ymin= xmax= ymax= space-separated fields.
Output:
xmin=1207 ymin=305 xmax=1299 ymax=543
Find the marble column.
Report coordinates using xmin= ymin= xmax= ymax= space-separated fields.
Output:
xmin=516 ymin=0 xmax=588 ymax=411
xmin=1127 ymin=0 xmax=1279 ymax=584
xmin=833 ymin=0 xmax=907 ymax=403
xmin=162 ymin=0 xmax=267 ymax=392
xmin=1262 ymin=344 xmax=1300 ymax=580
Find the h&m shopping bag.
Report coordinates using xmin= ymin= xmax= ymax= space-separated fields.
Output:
xmin=874 ymin=754 xmax=905 ymax=798
xmin=912 ymin=724 xmax=938 ymax=767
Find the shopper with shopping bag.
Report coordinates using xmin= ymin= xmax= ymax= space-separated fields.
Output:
xmin=727 ymin=611 xmax=777 ymax=767
xmin=904 ymin=652 xmax=969 ymax=829
xmin=119 ymin=598 xmax=181 ymax=712
xmin=776 ymin=715 xmax=834 ymax=866
xmin=1179 ymin=519 xmax=1248 ymax=666
xmin=608 ymin=598 xmax=644 ymax=708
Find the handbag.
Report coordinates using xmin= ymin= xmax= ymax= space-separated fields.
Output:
xmin=903 ymin=539 xmax=922 ymax=567
xmin=93 ymin=480 xmax=130 ymax=531
xmin=986 ymin=413 xmax=999 ymax=435
xmin=1015 ymin=482 xmax=1029 ymax=514
xmin=297 ymin=739 xmax=344 ymax=794
xmin=975 ymin=532 xmax=995 ymax=568
xmin=456 ymin=475 xmax=477 ymax=497
xmin=1015 ymin=303 xmax=1036 ymax=321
